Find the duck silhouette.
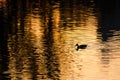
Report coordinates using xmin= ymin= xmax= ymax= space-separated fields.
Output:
xmin=75 ymin=44 xmax=87 ymax=51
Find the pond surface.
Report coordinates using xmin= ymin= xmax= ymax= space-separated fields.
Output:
xmin=0 ymin=0 xmax=120 ymax=80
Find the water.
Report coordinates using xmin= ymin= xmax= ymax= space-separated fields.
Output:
xmin=1 ymin=0 xmax=120 ymax=80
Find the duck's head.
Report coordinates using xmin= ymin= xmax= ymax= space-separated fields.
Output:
xmin=75 ymin=43 xmax=79 ymax=46
xmin=75 ymin=44 xmax=79 ymax=51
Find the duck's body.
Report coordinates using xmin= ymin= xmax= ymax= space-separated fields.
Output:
xmin=75 ymin=44 xmax=87 ymax=51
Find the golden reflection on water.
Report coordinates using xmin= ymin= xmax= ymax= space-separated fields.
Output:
xmin=7 ymin=1 xmax=120 ymax=80
xmin=7 ymin=2 xmax=100 ymax=80
xmin=54 ymin=4 xmax=100 ymax=80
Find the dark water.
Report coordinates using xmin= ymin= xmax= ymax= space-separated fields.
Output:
xmin=1 ymin=0 xmax=120 ymax=80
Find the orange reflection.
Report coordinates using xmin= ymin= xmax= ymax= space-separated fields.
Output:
xmin=51 ymin=3 xmax=100 ymax=80
xmin=7 ymin=1 xmax=120 ymax=80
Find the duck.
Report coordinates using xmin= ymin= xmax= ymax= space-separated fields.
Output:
xmin=75 ymin=44 xmax=87 ymax=51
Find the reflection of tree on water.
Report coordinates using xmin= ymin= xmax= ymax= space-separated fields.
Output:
xmin=0 ymin=2 xmax=10 ymax=80
xmin=42 ymin=5 xmax=60 ymax=79
xmin=4 ymin=0 xmax=61 ymax=79
xmin=7 ymin=0 xmax=27 ymax=35
xmin=101 ymin=47 xmax=110 ymax=65
xmin=6 ymin=1 xmax=40 ymax=79
xmin=7 ymin=15 xmax=39 ymax=79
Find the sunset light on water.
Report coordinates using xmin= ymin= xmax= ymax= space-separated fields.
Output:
xmin=1 ymin=0 xmax=120 ymax=80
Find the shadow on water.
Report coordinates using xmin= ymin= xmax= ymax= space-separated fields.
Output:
xmin=96 ymin=0 xmax=120 ymax=41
